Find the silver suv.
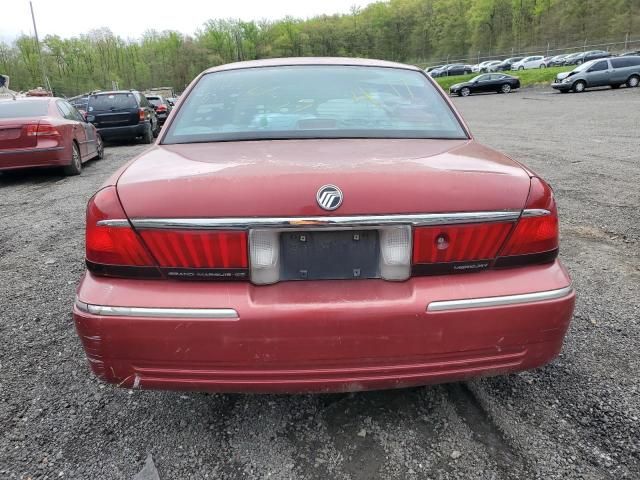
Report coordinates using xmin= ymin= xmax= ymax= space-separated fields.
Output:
xmin=551 ymin=56 xmax=640 ymax=93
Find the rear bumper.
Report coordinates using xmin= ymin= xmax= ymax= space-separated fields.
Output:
xmin=0 ymin=146 xmax=66 ymax=171
xmin=96 ymin=123 xmax=147 ymax=140
xmin=73 ymin=260 xmax=575 ymax=393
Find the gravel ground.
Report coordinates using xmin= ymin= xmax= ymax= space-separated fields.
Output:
xmin=0 ymin=87 xmax=638 ymax=479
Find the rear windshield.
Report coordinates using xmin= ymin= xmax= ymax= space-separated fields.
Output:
xmin=88 ymin=93 xmax=137 ymax=112
xmin=147 ymin=97 xmax=162 ymax=106
xmin=0 ymin=101 xmax=48 ymax=118
xmin=163 ymin=65 xmax=467 ymax=144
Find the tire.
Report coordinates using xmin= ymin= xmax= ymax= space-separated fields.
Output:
xmin=500 ymin=83 xmax=512 ymax=94
xmin=576 ymin=60 xmax=583 ymax=65
xmin=573 ymin=81 xmax=586 ymax=93
xmin=518 ymin=66 xmax=524 ymax=71
xmin=152 ymin=120 xmax=160 ymax=138
xmin=460 ymin=87 xmax=471 ymax=97
xmin=539 ymin=64 xmax=546 ymax=69
xmin=63 ymin=142 xmax=82 ymax=176
xmin=141 ymin=124 xmax=153 ymax=144
xmin=627 ymin=75 xmax=640 ymax=88
xmin=95 ymin=134 xmax=104 ymax=160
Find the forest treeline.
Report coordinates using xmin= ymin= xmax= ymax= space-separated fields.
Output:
xmin=1 ymin=0 xmax=638 ymax=95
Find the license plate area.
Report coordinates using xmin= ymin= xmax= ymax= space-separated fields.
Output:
xmin=279 ymin=230 xmax=380 ymax=281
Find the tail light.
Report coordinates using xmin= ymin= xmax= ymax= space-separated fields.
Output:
xmin=86 ymin=186 xmax=160 ymax=278
xmin=86 ymin=187 xmax=249 ymax=280
xmin=412 ymin=223 xmax=513 ymax=275
xmin=138 ymin=108 xmax=145 ymax=121
xmin=411 ymin=177 xmax=559 ymax=275
xmin=496 ymin=177 xmax=559 ymax=267
xmin=139 ymin=230 xmax=247 ymax=269
xmin=156 ymin=105 xmax=167 ymax=113
xmin=25 ymin=122 xmax=60 ymax=137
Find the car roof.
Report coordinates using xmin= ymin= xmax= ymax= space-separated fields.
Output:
xmin=90 ymin=90 xmax=138 ymax=95
xmin=203 ymin=57 xmax=421 ymax=74
xmin=3 ymin=97 xmax=53 ymax=103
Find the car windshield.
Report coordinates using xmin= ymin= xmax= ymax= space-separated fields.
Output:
xmin=163 ymin=65 xmax=467 ymax=144
xmin=573 ymin=61 xmax=597 ymax=72
xmin=0 ymin=101 xmax=48 ymax=118
xmin=88 ymin=93 xmax=137 ymax=112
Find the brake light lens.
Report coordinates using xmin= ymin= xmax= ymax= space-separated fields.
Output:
xmin=139 ymin=230 xmax=248 ymax=268
xmin=138 ymin=108 xmax=145 ymax=121
xmin=413 ymin=223 xmax=513 ymax=264
xmin=25 ymin=122 xmax=60 ymax=137
xmin=499 ymin=177 xmax=559 ymax=257
xmin=86 ymin=187 xmax=249 ymax=280
xmin=86 ymin=187 xmax=155 ymax=267
xmin=156 ymin=105 xmax=167 ymax=112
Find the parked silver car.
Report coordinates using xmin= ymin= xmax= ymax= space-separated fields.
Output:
xmin=551 ymin=56 xmax=640 ymax=92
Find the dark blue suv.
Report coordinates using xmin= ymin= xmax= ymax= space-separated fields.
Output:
xmin=86 ymin=91 xmax=159 ymax=143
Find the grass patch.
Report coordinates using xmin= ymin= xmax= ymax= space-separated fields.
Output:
xmin=435 ymin=66 xmax=573 ymax=91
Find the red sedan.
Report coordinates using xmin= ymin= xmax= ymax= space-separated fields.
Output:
xmin=74 ymin=58 xmax=575 ymax=393
xmin=0 ymin=97 xmax=103 ymax=175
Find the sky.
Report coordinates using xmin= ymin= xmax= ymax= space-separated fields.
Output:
xmin=1 ymin=0 xmax=377 ymax=42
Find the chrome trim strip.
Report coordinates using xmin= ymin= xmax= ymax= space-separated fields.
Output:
xmin=427 ymin=286 xmax=573 ymax=312
xmin=522 ymin=209 xmax=551 ymax=218
xmin=75 ymin=299 xmax=238 ymax=319
xmin=121 ymin=211 xmax=521 ymax=231
xmin=96 ymin=219 xmax=130 ymax=227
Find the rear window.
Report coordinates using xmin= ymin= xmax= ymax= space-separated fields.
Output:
xmin=0 ymin=101 xmax=48 ymax=118
xmin=88 ymin=93 xmax=137 ymax=112
xmin=163 ymin=65 xmax=467 ymax=144
xmin=147 ymin=97 xmax=163 ymax=106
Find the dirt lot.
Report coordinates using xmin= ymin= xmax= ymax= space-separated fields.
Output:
xmin=1 ymin=86 xmax=638 ymax=480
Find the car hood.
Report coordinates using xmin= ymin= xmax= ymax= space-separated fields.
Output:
xmin=556 ymin=72 xmax=572 ymax=80
xmin=116 ymin=139 xmax=532 ymax=218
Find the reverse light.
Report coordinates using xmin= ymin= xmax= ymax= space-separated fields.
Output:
xmin=379 ymin=226 xmax=411 ymax=280
xmin=249 ymin=230 xmax=280 ymax=285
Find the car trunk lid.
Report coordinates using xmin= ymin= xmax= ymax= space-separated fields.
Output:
xmin=0 ymin=118 xmax=41 ymax=150
xmin=116 ymin=139 xmax=532 ymax=218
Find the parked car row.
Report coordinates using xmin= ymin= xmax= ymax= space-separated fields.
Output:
xmin=429 ymin=64 xmax=473 ymax=77
xmin=427 ymin=49 xmax=640 ymax=77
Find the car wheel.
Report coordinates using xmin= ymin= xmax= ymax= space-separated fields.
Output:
xmin=539 ymin=64 xmax=546 ymax=68
xmin=141 ymin=124 xmax=154 ymax=144
xmin=500 ymin=84 xmax=512 ymax=94
xmin=152 ymin=120 xmax=160 ymax=138
xmin=573 ymin=81 xmax=586 ymax=93
xmin=95 ymin=134 xmax=104 ymax=160
xmin=518 ymin=66 xmax=524 ymax=71
xmin=627 ymin=75 xmax=640 ymax=88
xmin=576 ymin=60 xmax=583 ymax=65
xmin=460 ymin=87 xmax=471 ymax=97
xmin=63 ymin=142 xmax=82 ymax=176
